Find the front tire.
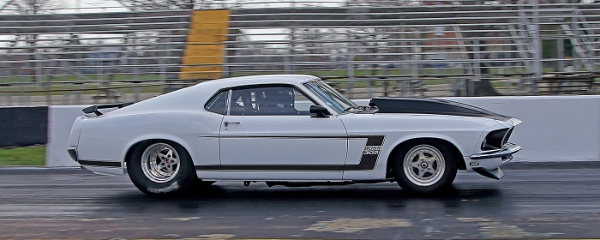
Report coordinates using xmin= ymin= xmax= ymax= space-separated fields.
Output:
xmin=128 ymin=141 xmax=196 ymax=196
xmin=392 ymin=141 xmax=458 ymax=194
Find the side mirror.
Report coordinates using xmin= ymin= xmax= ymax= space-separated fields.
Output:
xmin=309 ymin=105 xmax=331 ymax=118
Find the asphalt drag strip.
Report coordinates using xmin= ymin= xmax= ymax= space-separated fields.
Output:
xmin=0 ymin=163 xmax=600 ymax=239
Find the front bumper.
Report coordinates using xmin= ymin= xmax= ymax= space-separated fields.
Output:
xmin=465 ymin=142 xmax=521 ymax=180
xmin=469 ymin=142 xmax=521 ymax=159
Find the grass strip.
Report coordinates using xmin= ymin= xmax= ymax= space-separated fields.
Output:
xmin=0 ymin=146 xmax=45 ymax=166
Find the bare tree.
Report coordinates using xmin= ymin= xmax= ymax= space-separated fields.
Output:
xmin=345 ymin=0 xmax=419 ymax=6
xmin=1 ymin=0 xmax=63 ymax=82
xmin=0 ymin=0 xmax=61 ymax=14
xmin=106 ymin=0 xmax=244 ymax=84
xmin=459 ymin=0 xmax=503 ymax=96
xmin=344 ymin=0 xmax=503 ymax=96
xmin=110 ymin=0 xmax=239 ymax=11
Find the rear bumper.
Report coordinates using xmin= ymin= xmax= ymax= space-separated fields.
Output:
xmin=69 ymin=147 xmax=123 ymax=176
xmin=67 ymin=148 xmax=77 ymax=161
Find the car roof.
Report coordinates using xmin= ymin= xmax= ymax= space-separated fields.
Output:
xmin=105 ymin=75 xmax=322 ymax=117
xmin=192 ymin=74 xmax=319 ymax=90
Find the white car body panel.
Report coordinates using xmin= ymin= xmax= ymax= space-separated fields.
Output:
xmin=67 ymin=116 xmax=84 ymax=149
xmin=218 ymin=115 xmax=347 ymax=180
xmin=338 ymin=113 xmax=515 ymax=180
xmin=346 ymin=138 xmax=367 ymax=165
xmin=68 ymin=74 xmax=521 ymax=185
xmin=77 ymin=111 xmax=224 ymax=170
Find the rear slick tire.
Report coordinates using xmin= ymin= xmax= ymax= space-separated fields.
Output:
xmin=392 ymin=141 xmax=457 ymax=195
xmin=127 ymin=141 xmax=196 ymax=196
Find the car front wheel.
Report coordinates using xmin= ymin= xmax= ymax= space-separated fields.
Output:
xmin=128 ymin=141 xmax=196 ymax=196
xmin=392 ymin=141 xmax=457 ymax=194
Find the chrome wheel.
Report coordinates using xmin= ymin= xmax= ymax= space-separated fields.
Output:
xmin=403 ymin=144 xmax=446 ymax=187
xmin=140 ymin=143 xmax=181 ymax=183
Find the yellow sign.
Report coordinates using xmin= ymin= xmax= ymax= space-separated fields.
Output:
xmin=180 ymin=10 xmax=230 ymax=80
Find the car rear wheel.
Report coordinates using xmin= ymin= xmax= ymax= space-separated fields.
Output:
xmin=392 ymin=141 xmax=457 ymax=194
xmin=128 ymin=141 xmax=196 ymax=196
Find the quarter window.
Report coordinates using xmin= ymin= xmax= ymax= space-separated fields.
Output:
xmin=205 ymin=90 xmax=229 ymax=115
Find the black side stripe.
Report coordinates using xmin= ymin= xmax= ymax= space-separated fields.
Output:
xmin=352 ymin=135 xmax=385 ymax=170
xmin=203 ymin=135 xmax=346 ymax=139
xmin=197 ymin=165 xmax=346 ymax=171
xmin=78 ymin=160 xmax=122 ymax=168
xmin=195 ymin=135 xmax=385 ymax=171
xmin=202 ymin=135 xmax=378 ymax=139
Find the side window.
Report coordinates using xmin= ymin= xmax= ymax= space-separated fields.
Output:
xmin=229 ymin=85 xmax=316 ymax=116
xmin=229 ymin=88 xmax=257 ymax=115
xmin=293 ymin=88 xmax=314 ymax=115
xmin=205 ymin=90 xmax=228 ymax=115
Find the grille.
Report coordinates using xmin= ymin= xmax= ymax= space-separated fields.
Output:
xmin=482 ymin=128 xmax=509 ymax=151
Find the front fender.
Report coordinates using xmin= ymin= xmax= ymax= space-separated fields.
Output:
xmin=379 ymin=132 xmax=471 ymax=172
xmin=381 ymin=132 xmax=467 ymax=161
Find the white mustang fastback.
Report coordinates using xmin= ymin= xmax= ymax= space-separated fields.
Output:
xmin=68 ymin=75 xmax=521 ymax=196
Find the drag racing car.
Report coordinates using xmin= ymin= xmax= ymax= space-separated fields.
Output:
xmin=68 ymin=74 xmax=521 ymax=196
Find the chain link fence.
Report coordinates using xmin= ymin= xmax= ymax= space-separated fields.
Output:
xmin=1 ymin=1 xmax=599 ymax=106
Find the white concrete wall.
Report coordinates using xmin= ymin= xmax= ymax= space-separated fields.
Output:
xmin=46 ymin=96 xmax=600 ymax=167
xmin=447 ymin=96 xmax=600 ymax=162
xmin=46 ymin=106 xmax=87 ymax=167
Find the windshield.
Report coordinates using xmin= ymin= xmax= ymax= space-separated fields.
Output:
xmin=304 ymin=80 xmax=357 ymax=114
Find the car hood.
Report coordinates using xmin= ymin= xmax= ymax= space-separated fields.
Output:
xmin=369 ymin=97 xmax=512 ymax=121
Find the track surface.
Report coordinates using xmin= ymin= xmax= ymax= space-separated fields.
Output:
xmin=1 ymin=165 xmax=600 ymax=239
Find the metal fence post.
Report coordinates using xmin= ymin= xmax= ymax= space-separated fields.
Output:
xmin=368 ymin=64 xmax=376 ymax=99
xmin=285 ymin=44 xmax=291 ymax=74
xmin=347 ymin=51 xmax=354 ymax=99
xmin=6 ymin=91 xmax=11 ymax=106
xmin=557 ymin=38 xmax=565 ymax=72
xmin=409 ymin=40 xmax=418 ymax=97
xmin=18 ymin=84 xmax=24 ymax=106
xmin=160 ymin=42 xmax=167 ymax=93
xmin=471 ymin=40 xmax=481 ymax=97
xmin=474 ymin=40 xmax=481 ymax=82
xmin=531 ymin=0 xmax=541 ymax=93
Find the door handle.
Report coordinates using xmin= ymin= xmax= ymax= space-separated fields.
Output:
xmin=223 ymin=121 xmax=240 ymax=127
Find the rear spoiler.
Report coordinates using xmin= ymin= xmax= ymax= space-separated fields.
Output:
xmin=82 ymin=102 xmax=134 ymax=116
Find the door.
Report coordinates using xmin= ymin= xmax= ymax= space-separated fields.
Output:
xmin=218 ymin=85 xmax=347 ymax=180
